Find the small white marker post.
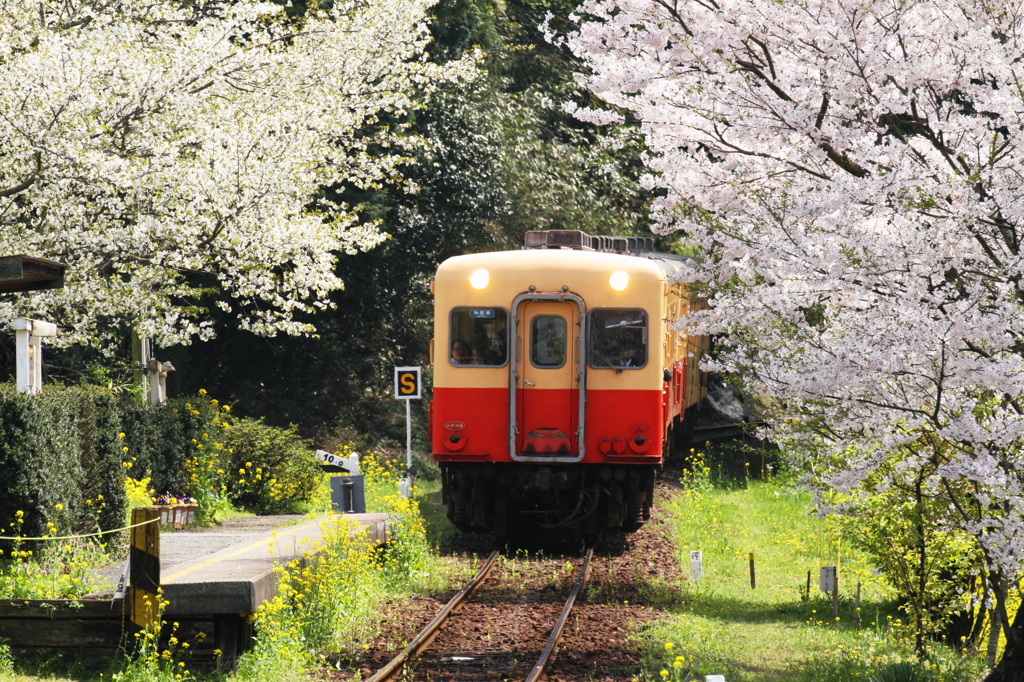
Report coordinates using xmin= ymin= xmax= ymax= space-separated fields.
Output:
xmin=690 ymin=550 xmax=703 ymax=581
xmin=394 ymin=366 xmax=421 ymax=498
xmin=819 ymin=566 xmax=837 ymax=592
xmin=13 ymin=317 xmax=57 ymax=394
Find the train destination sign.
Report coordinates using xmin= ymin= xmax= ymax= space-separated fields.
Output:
xmin=394 ymin=366 xmax=421 ymax=400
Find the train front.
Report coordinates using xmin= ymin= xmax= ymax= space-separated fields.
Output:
xmin=430 ymin=241 xmax=673 ymax=539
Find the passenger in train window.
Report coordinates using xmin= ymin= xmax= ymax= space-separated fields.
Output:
xmin=533 ymin=325 xmax=558 ymax=365
xmin=451 ymin=340 xmax=471 ymax=364
xmin=450 ymin=307 xmax=510 ymax=367
xmin=470 ymin=340 xmax=490 ymax=365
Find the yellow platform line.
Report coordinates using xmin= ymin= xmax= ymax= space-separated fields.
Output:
xmin=162 ymin=517 xmax=324 ymax=583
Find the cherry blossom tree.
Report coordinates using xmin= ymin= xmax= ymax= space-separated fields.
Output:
xmin=564 ymin=0 xmax=1024 ymax=675
xmin=0 ymin=0 xmax=476 ymax=348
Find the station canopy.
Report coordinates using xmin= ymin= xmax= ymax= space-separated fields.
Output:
xmin=0 ymin=255 xmax=66 ymax=293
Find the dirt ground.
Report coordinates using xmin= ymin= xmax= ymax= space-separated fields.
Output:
xmin=325 ymin=471 xmax=686 ymax=681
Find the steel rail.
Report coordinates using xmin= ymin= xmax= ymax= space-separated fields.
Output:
xmin=367 ymin=549 xmax=500 ymax=682
xmin=523 ymin=546 xmax=594 ymax=682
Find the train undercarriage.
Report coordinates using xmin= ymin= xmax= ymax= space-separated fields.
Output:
xmin=440 ymin=462 xmax=658 ymax=540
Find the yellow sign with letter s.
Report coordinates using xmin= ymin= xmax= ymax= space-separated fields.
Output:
xmin=394 ymin=366 xmax=421 ymax=399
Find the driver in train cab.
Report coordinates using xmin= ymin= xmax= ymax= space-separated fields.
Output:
xmin=617 ymin=345 xmax=638 ymax=367
xmin=451 ymin=340 xmax=471 ymax=364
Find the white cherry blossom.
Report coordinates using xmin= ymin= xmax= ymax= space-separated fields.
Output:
xmin=566 ymin=0 xmax=1024 ymax=667
xmin=0 ymin=0 xmax=477 ymax=347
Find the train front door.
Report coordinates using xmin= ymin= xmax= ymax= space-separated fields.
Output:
xmin=514 ymin=299 xmax=582 ymax=456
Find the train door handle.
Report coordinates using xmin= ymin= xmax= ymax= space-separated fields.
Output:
xmin=524 ymin=379 xmax=535 ymax=387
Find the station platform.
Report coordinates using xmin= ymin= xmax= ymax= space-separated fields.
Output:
xmin=87 ymin=512 xmax=389 ymax=668
xmin=159 ymin=513 xmax=388 ymax=614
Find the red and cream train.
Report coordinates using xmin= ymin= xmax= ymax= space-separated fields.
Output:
xmin=429 ymin=230 xmax=708 ymax=537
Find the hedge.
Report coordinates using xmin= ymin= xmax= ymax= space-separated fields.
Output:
xmin=0 ymin=384 xmax=213 ymax=546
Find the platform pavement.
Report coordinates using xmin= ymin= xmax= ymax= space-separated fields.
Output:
xmin=162 ymin=512 xmax=387 ymax=613
xmin=87 ymin=512 xmax=389 ymax=670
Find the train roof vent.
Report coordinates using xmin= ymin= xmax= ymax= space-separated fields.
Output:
xmin=524 ymin=230 xmax=654 ymax=255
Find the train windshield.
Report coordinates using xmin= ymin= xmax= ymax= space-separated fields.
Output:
xmin=449 ymin=307 xmax=509 ymax=366
xmin=589 ymin=308 xmax=648 ymax=369
xmin=530 ymin=315 xmax=567 ymax=368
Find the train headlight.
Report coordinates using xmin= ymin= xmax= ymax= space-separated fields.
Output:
xmin=470 ymin=269 xmax=490 ymax=289
xmin=609 ymin=270 xmax=629 ymax=291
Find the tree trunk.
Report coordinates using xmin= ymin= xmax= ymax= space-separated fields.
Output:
xmin=984 ymin=589 xmax=1024 ymax=682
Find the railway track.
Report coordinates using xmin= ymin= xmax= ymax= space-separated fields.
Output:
xmin=367 ymin=547 xmax=594 ymax=682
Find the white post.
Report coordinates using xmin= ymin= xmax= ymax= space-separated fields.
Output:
xmin=146 ymin=358 xmax=174 ymax=405
xmin=13 ymin=318 xmax=31 ymax=393
xmin=397 ymin=400 xmax=413 ymax=499
xmin=29 ymin=335 xmax=42 ymax=390
xmin=406 ymin=398 xmax=413 ymax=474
xmin=140 ymin=336 xmax=150 ymax=381
xmin=13 ymin=318 xmax=57 ymax=394
xmin=147 ymin=357 xmax=160 ymax=405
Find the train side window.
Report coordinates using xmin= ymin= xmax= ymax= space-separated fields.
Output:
xmin=589 ymin=309 xmax=648 ymax=369
xmin=449 ymin=307 xmax=509 ymax=367
xmin=530 ymin=315 xmax=567 ymax=368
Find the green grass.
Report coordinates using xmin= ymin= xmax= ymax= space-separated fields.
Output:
xmin=637 ymin=476 xmax=986 ymax=682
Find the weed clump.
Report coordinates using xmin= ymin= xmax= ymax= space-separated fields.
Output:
xmin=870 ymin=661 xmax=935 ymax=682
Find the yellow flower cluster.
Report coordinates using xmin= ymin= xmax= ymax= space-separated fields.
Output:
xmin=181 ymin=392 xmax=233 ymax=525
xmin=250 ymin=517 xmax=381 ymax=669
xmin=0 ymin=509 xmax=104 ymax=600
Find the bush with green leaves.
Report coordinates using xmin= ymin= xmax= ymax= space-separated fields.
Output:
xmin=119 ymin=395 xmax=220 ymax=497
xmin=220 ymin=417 xmax=323 ymax=515
xmin=0 ymin=383 xmax=121 ymax=542
xmin=0 ymin=383 xmax=231 ymax=544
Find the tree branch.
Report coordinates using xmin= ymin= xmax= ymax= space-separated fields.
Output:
xmin=0 ymin=152 xmax=42 ymax=198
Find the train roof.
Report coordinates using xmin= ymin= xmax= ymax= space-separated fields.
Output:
xmin=437 ymin=230 xmax=696 ymax=283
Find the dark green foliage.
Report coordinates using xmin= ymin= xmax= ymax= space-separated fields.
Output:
xmin=0 ymin=385 xmax=85 ymax=541
xmin=72 ymin=386 xmax=126 ymax=533
xmin=0 ymin=385 xmax=224 ymax=547
xmin=428 ymin=0 xmax=501 ymax=62
xmin=219 ymin=418 xmax=323 ymax=514
xmin=118 ymin=397 xmax=216 ymax=497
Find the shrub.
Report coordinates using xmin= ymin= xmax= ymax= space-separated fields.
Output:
xmin=119 ymin=396 xmax=216 ymax=498
xmin=74 ymin=386 xmax=126 ymax=533
xmin=220 ymin=417 xmax=323 ymax=514
xmin=0 ymin=384 xmax=88 ymax=542
xmin=0 ymin=383 xmax=217 ymax=544
xmin=0 ymin=384 xmax=327 ymax=539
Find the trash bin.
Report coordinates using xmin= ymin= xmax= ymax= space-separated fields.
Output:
xmin=330 ymin=474 xmax=365 ymax=514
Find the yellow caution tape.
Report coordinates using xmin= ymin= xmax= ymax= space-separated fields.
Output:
xmin=0 ymin=516 xmax=160 ymax=541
